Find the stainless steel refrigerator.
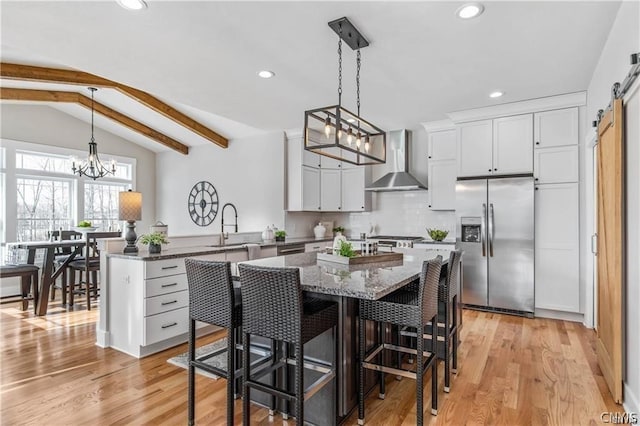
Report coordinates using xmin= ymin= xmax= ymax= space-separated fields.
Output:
xmin=455 ymin=176 xmax=534 ymax=315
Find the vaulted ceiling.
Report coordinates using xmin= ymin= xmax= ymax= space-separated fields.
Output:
xmin=0 ymin=1 xmax=622 ymax=151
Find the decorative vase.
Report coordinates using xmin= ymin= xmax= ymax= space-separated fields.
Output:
xmin=314 ymin=223 xmax=326 ymax=239
xmin=262 ymin=226 xmax=274 ymax=241
xmin=149 ymin=243 xmax=161 ymax=254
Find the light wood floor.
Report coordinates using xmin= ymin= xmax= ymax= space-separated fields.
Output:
xmin=0 ymin=298 xmax=619 ymax=425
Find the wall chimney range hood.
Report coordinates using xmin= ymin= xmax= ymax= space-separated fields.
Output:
xmin=365 ymin=129 xmax=427 ymax=192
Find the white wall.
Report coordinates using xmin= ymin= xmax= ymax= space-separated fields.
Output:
xmin=0 ymin=104 xmax=157 ymax=233
xmin=585 ymin=0 xmax=640 ymax=413
xmin=155 ymin=130 xmax=286 ymax=237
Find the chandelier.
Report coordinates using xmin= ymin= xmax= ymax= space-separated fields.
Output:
xmin=72 ymin=87 xmax=116 ymax=179
xmin=304 ymin=17 xmax=386 ymax=166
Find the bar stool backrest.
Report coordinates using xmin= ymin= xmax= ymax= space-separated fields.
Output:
xmin=445 ymin=251 xmax=462 ymax=302
xmin=238 ymin=264 xmax=303 ymax=344
xmin=185 ymin=259 xmax=234 ymax=328
xmin=419 ymin=257 xmax=442 ymax=325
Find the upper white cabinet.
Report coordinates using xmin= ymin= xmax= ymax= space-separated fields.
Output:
xmin=341 ymin=167 xmax=367 ymax=211
xmin=457 ymin=120 xmax=493 ymax=177
xmin=534 ymin=145 xmax=579 ymax=184
xmin=492 ymin=114 xmax=533 ymax=175
xmin=457 ymin=114 xmax=533 ymax=177
xmin=428 ymin=129 xmax=456 ymax=161
xmin=287 ymin=133 xmax=369 ymax=212
xmin=427 ymin=160 xmax=457 ymax=210
xmin=534 ymin=107 xmax=579 ymax=148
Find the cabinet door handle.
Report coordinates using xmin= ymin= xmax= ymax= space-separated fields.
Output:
xmin=161 ymin=322 xmax=178 ymax=329
xmin=161 ymin=300 xmax=178 ymax=306
xmin=488 ymin=169 xmax=492 ymax=172
xmin=494 ymin=168 xmax=497 ymax=171
xmin=161 ymin=265 xmax=178 ymax=270
xmin=536 ymin=141 xmax=540 ymax=145
xmin=161 ymin=282 xmax=178 ymax=288
xmin=428 ymin=156 xmax=432 ymax=159
xmin=535 ymin=178 xmax=539 ymax=181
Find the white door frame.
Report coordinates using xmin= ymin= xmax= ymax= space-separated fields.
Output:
xmin=584 ymin=130 xmax=598 ymax=329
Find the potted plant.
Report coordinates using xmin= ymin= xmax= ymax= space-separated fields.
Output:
xmin=274 ymin=230 xmax=287 ymax=242
xmin=139 ymin=232 xmax=169 ymax=254
xmin=333 ymin=226 xmax=345 ymax=236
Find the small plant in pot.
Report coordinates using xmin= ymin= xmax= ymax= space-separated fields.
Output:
xmin=139 ymin=232 xmax=169 ymax=254
xmin=426 ymin=228 xmax=449 ymax=242
xmin=333 ymin=226 xmax=345 ymax=236
xmin=274 ymin=230 xmax=286 ymax=242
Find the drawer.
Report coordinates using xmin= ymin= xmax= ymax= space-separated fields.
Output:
xmin=145 ymin=258 xmax=186 ymax=279
xmin=145 ymin=290 xmax=189 ymax=316
xmin=145 ymin=274 xmax=188 ymax=298
xmin=144 ymin=307 xmax=189 ymax=346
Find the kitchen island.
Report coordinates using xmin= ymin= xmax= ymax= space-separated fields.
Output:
xmin=100 ymin=245 xmax=453 ymax=424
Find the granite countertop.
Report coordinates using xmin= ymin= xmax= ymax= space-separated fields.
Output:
xmin=106 ymin=236 xmax=335 ymax=261
xmin=235 ymin=250 xmax=449 ymax=300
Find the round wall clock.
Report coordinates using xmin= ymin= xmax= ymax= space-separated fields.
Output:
xmin=187 ymin=181 xmax=219 ymax=226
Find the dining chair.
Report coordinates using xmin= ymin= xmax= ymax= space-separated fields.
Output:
xmin=50 ymin=230 xmax=82 ymax=304
xmin=67 ymin=231 xmax=120 ymax=309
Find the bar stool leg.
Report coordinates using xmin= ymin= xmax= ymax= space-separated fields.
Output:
xmin=452 ymin=297 xmax=459 ymax=375
xmin=188 ymin=319 xmax=196 ymax=426
xmin=358 ymin=316 xmax=365 ymax=426
xmin=20 ymin=274 xmax=30 ymax=311
xmin=416 ymin=325 xmax=424 ymax=426
xmin=269 ymin=340 xmax=277 ymax=417
xmin=234 ymin=327 xmax=242 ymax=399
xmin=444 ymin=314 xmax=451 ymax=393
xmin=295 ymin=343 xmax=304 ymax=425
xmin=378 ymin=324 xmax=385 ymax=399
xmin=282 ymin=343 xmax=290 ymax=419
xmin=227 ymin=327 xmax=235 ymax=425
xmin=242 ymin=333 xmax=251 ymax=426
xmin=431 ymin=320 xmax=438 ymax=416
xmin=32 ymin=271 xmax=39 ymax=315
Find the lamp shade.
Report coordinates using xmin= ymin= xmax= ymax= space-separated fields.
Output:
xmin=119 ymin=190 xmax=142 ymax=221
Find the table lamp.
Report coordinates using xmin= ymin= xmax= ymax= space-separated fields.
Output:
xmin=119 ymin=189 xmax=142 ymax=254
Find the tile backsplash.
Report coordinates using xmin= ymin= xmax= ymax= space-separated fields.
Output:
xmin=285 ymin=191 xmax=456 ymax=239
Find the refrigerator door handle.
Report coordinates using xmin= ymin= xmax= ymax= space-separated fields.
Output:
xmin=489 ymin=203 xmax=495 ymax=257
xmin=481 ymin=203 xmax=487 ymax=257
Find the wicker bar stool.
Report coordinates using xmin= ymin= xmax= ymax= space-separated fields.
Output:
xmin=0 ymin=264 xmax=39 ymax=312
xmin=400 ymin=250 xmax=462 ymax=392
xmin=358 ymin=256 xmax=442 ymax=426
xmin=185 ymin=259 xmax=241 ymax=426
xmin=239 ymin=264 xmax=338 ymax=425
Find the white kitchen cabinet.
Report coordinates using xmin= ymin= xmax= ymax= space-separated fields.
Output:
xmin=534 ymin=183 xmax=580 ymax=313
xmin=428 ymin=129 xmax=456 ymax=161
xmin=108 ymin=253 xmax=226 ymax=358
xmin=534 ymin=107 xmax=579 ymax=148
xmin=457 ymin=115 xmax=533 ymax=177
xmin=427 ymin=160 xmax=456 ymax=210
xmin=288 ymin=133 xmax=368 ymax=212
xmin=305 ymin=242 xmax=326 ymax=252
xmin=457 ymin=120 xmax=493 ymax=177
xmin=534 ymin=145 xmax=579 ymax=184
xmin=492 ymin=114 xmax=533 ymax=175
xmin=320 ymin=168 xmax=342 ymax=211
xmin=341 ymin=167 xmax=367 ymax=211
xmin=302 ymin=166 xmax=321 ymax=211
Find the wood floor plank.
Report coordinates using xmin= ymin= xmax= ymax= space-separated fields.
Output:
xmin=0 ymin=299 xmax=621 ymax=425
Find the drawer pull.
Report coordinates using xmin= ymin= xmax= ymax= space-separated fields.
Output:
xmin=161 ymin=300 xmax=178 ymax=306
xmin=161 ymin=322 xmax=178 ymax=329
xmin=161 ymin=283 xmax=178 ymax=288
xmin=161 ymin=265 xmax=179 ymax=270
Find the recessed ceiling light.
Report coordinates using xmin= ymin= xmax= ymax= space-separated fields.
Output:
xmin=117 ymin=0 xmax=147 ymax=10
xmin=489 ymin=91 xmax=504 ymax=98
xmin=257 ymin=70 xmax=275 ymax=79
xmin=456 ymin=3 xmax=484 ymax=19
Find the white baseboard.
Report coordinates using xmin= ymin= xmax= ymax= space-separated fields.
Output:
xmin=624 ymin=382 xmax=640 ymax=415
xmin=95 ymin=330 xmax=110 ymax=348
xmin=535 ymin=308 xmax=584 ymax=323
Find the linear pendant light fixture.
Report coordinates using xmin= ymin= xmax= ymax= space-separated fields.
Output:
xmin=304 ymin=17 xmax=386 ymax=166
xmin=72 ymin=87 xmax=116 ymax=180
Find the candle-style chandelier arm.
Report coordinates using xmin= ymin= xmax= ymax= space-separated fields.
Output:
xmin=71 ymin=87 xmax=117 ymax=180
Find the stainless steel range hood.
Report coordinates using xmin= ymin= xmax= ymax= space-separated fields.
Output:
xmin=365 ymin=129 xmax=427 ymax=192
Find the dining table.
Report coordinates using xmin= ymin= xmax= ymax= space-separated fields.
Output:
xmin=8 ymin=239 xmax=86 ymax=316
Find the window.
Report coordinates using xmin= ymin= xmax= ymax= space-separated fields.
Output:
xmin=84 ymin=182 xmax=129 ymax=231
xmin=1 ymin=140 xmax=135 ymax=248
xmin=16 ymin=177 xmax=73 ymax=241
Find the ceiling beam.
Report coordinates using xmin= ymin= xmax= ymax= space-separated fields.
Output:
xmin=0 ymin=87 xmax=189 ymax=155
xmin=0 ymin=63 xmax=229 ymax=148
